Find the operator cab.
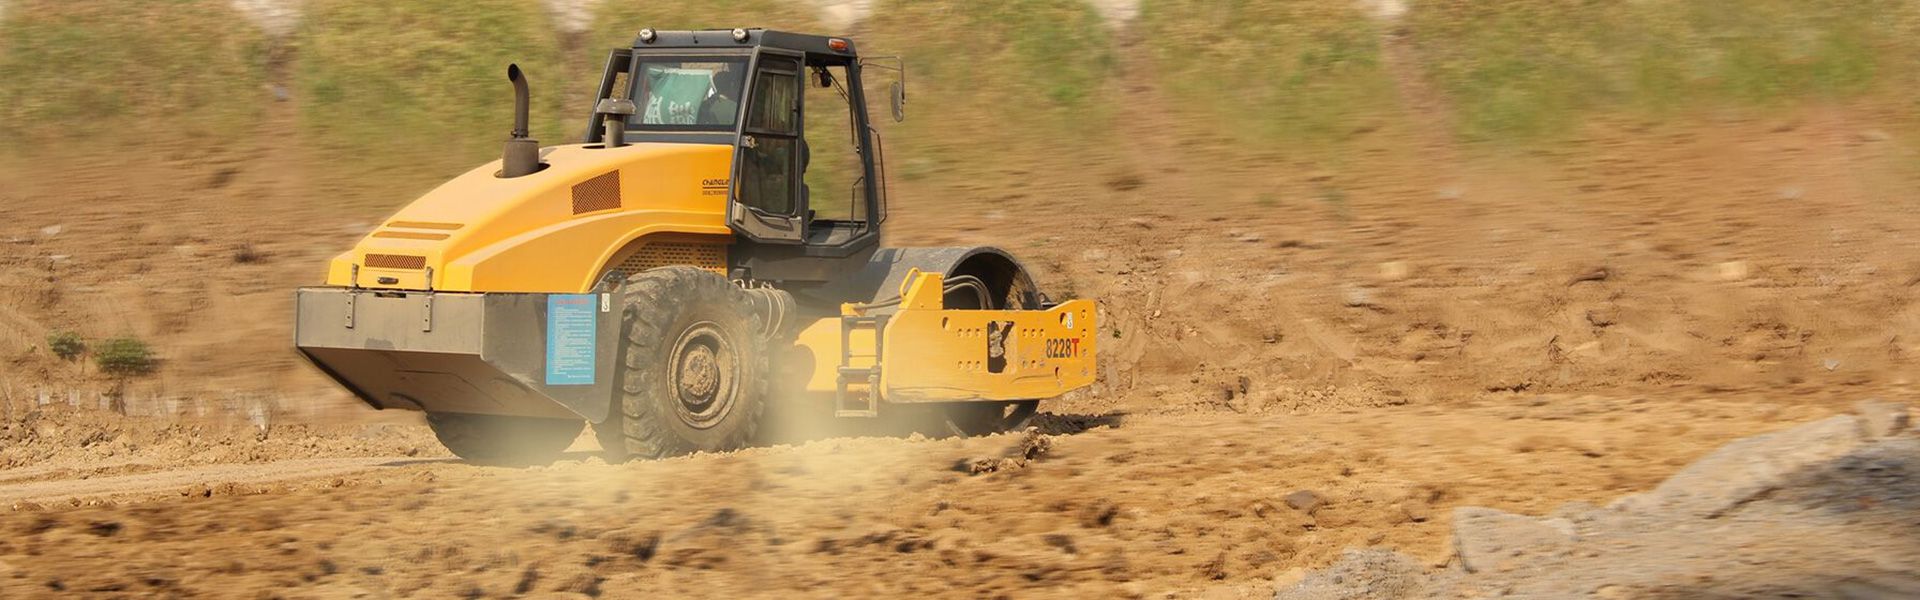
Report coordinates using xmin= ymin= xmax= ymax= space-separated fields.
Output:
xmin=585 ymin=29 xmax=901 ymax=277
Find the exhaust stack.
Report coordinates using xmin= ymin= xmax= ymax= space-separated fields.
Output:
xmin=500 ymin=64 xmax=541 ymax=178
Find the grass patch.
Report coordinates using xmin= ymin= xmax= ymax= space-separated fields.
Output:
xmin=0 ymin=0 xmax=268 ymax=151
xmin=1137 ymin=0 xmax=1394 ymax=146
xmin=859 ymin=0 xmax=1115 ymax=175
xmin=865 ymin=0 xmax=1112 ymax=124
xmin=1410 ymin=0 xmax=1919 ymax=139
xmin=295 ymin=0 xmax=564 ymax=171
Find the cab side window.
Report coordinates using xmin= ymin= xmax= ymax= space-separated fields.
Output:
xmin=739 ymin=58 xmax=800 ymax=216
xmin=803 ymin=65 xmax=867 ymax=225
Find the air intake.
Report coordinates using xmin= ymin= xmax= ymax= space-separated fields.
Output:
xmin=364 ymin=254 xmax=427 ymax=269
xmin=572 ymin=170 xmax=621 ymax=214
xmin=615 ymin=242 xmax=726 ymax=277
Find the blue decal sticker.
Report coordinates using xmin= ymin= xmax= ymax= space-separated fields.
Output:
xmin=546 ymin=294 xmax=598 ymax=385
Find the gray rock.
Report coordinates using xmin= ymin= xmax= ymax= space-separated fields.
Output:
xmin=1285 ymin=490 xmax=1327 ymax=514
xmin=1604 ymin=492 xmax=1647 ymax=513
xmin=1274 ymin=549 xmax=1428 ymax=600
xmin=1855 ymin=400 xmax=1911 ymax=439
xmin=1549 ymin=501 xmax=1603 ymax=525
xmin=1642 ymin=415 xmax=1862 ymax=518
xmin=1451 ymin=507 xmax=1575 ymax=574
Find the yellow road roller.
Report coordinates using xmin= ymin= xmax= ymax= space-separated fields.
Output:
xmin=294 ymin=29 xmax=1097 ymax=463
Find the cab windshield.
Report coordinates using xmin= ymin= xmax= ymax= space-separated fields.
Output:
xmin=628 ymin=58 xmax=748 ymax=130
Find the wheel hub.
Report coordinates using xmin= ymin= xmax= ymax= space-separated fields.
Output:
xmin=669 ymin=322 xmax=736 ymax=429
xmin=678 ymin=346 xmax=720 ymax=399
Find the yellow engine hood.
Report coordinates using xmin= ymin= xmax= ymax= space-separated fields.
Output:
xmin=325 ymin=142 xmax=736 ymax=293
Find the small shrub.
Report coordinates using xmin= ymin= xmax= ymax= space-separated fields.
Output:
xmin=94 ymin=336 xmax=156 ymax=377
xmin=45 ymin=330 xmax=85 ymax=361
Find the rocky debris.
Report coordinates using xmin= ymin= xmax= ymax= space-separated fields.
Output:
xmin=1284 ymin=490 xmax=1327 ymax=515
xmin=957 ymin=428 xmax=1055 ymax=474
xmin=1854 ymin=400 xmax=1911 ymax=439
xmin=1397 ymin=501 xmax=1431 ymax=523
xmin=1584 ymin=308 xmax=1616 ymax=328
xmin=1 ymin=405 xmax=441 ymax=470
xmin=1274 ymin=549 xmax=1435 ymax=600
xmin=1341 ymin=286 xmax=1375 ymax=308
xmin=600 ymin=527 xmax=660 ymax=562
xmin=1449 ymin=507 xmax=1573 ymax=573
xmin=1078 ymin=499 xmax=1121 ymax=528
xmin=1274 ymin=414 xmax=1920 ymax=599
xmin=1565 ymin=266 xmax=1610 ymax=286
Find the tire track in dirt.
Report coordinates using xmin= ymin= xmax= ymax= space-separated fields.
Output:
xmin=0 ymin=456 xmax=426 ymax=505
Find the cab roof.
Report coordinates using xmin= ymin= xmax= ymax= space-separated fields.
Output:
xmin=630 ymin=28 xmax=858 ymax=57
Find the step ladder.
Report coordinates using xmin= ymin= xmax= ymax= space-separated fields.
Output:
xmin=835 ymin=314 xmax=888 ymax=417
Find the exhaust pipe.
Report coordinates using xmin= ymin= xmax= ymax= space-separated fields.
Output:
xmin=500 ymin=64 xmax=541 ymax=178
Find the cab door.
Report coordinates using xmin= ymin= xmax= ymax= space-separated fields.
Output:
xmin=728 ymin=49 xmax=807 ymax=244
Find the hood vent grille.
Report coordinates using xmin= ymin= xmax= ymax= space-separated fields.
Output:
xmin=572 ymin=170 xmax=622 ymax=214
xmin=364 ymin=254 xmax=427 ymax=270
xmin=615 ymin=242 xmax=726 ymax=277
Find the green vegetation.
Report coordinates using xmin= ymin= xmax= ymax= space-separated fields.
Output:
xmin=860 ymin=0 xmax=1115 ymax=175
xmin=4 ymin=0 xmax=1916 ymax=174
xmin=1409 ymin=0 xmax=1918 ymax=139
xmin=0 ymin=0 xmax=268 ymax=150
xmin=45 ymin=330 xmax=85 ymax=361
xmin=93 ymin=336 xmax=156 ymax=377
xmin=295 ymin=0 xmax=564 ymax=169
xmin=1138 ymin=0 xmax=1394 ymax=145
xmin=867 ymin=0 xmax=1112 ymax=123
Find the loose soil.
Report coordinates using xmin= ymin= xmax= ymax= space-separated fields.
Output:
xmin=0 ymin=393 xmax=1854 ymax=598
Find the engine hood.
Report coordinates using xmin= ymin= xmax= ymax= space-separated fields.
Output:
xmin=325 ymin=142 xmax=736 ymax=293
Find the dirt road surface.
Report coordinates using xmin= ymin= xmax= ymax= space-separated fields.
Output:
xmin=0 ymin=392 xmax=1859 ymax=598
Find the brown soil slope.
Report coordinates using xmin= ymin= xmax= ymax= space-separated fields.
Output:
xmin=2 ymin=99 xmax=1916 ymax=420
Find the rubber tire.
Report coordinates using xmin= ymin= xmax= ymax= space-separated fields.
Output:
xmin=594 ymin=266 xmax=768 ymax=461
xmin=941 ymin=400 xmax=1040 ymax=437
xmin=425 ymin=412 xmax=582 ymax=466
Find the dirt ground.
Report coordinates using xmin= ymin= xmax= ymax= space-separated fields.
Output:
xmin=0 ymin=392 xmax=1862 ymax=598
xmin=3 ymin=11 xmax=1919 ymax=598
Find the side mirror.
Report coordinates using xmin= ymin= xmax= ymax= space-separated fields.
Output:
xmin=861 ymin=56 xmax=908 ymax=123
xmin=889 ymin=81 xmax=906 ymax=123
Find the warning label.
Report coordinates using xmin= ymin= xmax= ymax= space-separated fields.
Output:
xmin=545 ymin=294 xmax=598 ymax=385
